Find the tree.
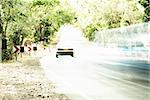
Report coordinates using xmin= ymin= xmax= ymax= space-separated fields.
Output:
xmin=1 ymin=0 xmax=76 ymax=61
xmin=139 ymin=0 xmax=150 ymax=22
xmin=69 ymin=0 xmax=144 ymax=40
xmin=30 ymin=0 xmax=75 ymax=44
xmin=0 ymin=8 xmax=3 ymax=35
xmin=1 ymin=0 xmax=22 ymax=61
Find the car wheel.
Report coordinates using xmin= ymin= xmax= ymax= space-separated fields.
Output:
xmin=71 ymin=54 xmax=74 ymax=57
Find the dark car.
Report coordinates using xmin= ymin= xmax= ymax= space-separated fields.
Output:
xmin=56 ymin=41 xmax=74 ymax=58
xmin=56 ymin=48 xmax=74 ymax=58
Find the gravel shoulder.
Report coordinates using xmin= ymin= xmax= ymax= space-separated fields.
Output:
xmin=0 ymin=57 xmax=70 ymax=100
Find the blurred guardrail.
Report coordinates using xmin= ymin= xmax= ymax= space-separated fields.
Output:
xmin=94 ymin=22 xmax=150 ymax=60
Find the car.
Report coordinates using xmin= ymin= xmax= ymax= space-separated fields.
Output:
xmin=56 ymin=42 xmax=74 ymax=58
xmin=56 ymin=48 xmax=74 ymax=58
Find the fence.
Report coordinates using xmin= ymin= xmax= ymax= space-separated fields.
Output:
xmin=94 ymin=22 xmax=150 ymax=47
xmin=94 ymin=22 xmax=150 ymax=60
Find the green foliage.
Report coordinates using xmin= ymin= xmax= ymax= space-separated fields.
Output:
xmin=32 ymin=0 xmax=59 ymax=7
xmin=139 ymin=0 xmax=150 ymax=22
xmin=1 ymin=0 xmax=75 ymax=61
xmin=2 ymin=48 xmax=13 ymax=62
xmin=32 ymin=2 xmax=75 ymax=43
xmin=74 ymin=0 xmax=144 ymax=40
xmin=1 ymin=0 xmax=146 ymax=61
xmin=0 ymin=14 xmax=3 ymax=35
xmin=84 ymin=24 xmax=98 ymax=41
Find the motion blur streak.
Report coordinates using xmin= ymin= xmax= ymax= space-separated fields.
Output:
xmin=40 ymin=25 xmax=150 ymax=100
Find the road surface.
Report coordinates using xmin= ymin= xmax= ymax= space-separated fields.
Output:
xmin=40 ymin=46 xmax=150 ymax=100
xmin=40 ymin=25 xmax=150 ymax=100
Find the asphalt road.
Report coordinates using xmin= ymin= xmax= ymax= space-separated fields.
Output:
xmin=40 ymin=46 xmax=150 ymax=100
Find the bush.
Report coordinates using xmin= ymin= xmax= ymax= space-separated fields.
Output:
xmin=84 ymin=24 xmax=98 ymax=41
xmin=2 ymin=49 xmax=13 ymax=62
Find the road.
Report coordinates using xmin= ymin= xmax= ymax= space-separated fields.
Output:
xmin=40 ymin=25 xmax=150 ymax=100
xmin=40 ymin=46 xmax=150 ymax=100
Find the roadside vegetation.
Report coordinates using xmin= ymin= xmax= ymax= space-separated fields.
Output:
xmin=0 ymin=0 xmax=76 ymax=61
xmin=0 ymin=0 xmax=149 ymax=61
xmin=74 ymin=0 xmax=148 ymax=41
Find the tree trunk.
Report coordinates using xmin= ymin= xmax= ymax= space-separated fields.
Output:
xmin=0 ymin=13 xmax=3 ymax=35
xmin=3 ymin=7 xmax=10 ymax=38
xmin=20 ymin=35 xmax=24 ymax=46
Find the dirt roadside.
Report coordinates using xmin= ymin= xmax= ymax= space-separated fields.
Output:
xmin=0 ymin=57 xmax=70 ymax=100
